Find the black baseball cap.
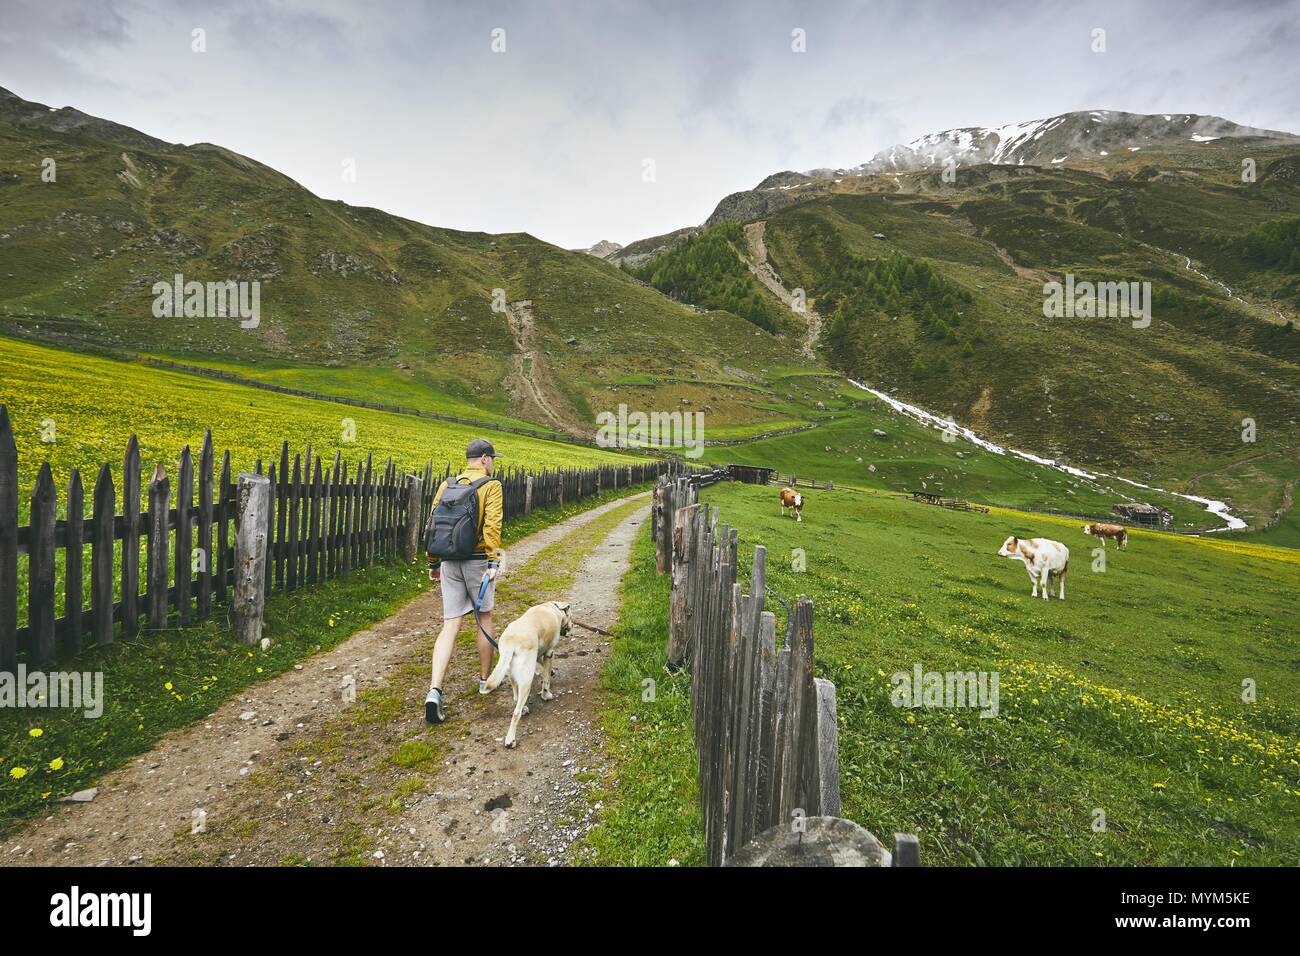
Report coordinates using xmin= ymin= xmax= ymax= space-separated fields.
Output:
xmin=466 ymin=438 xmax=503 ymax=459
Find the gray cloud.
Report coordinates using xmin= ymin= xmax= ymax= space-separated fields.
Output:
xmin=3 ymin=0 xmax=1298 ymax=247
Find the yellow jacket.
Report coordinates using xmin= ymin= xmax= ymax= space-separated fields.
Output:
xmin=426 ymin=464 xmax=503 ymax=567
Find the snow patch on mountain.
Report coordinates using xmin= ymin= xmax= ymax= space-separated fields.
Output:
xmin=791 ymin=110 xmax=1299 ymax=180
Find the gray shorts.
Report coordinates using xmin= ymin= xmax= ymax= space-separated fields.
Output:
xmin=440 ymin=558 xmax=495 ymax=618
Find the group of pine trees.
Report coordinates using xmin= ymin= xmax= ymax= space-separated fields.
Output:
xmin=1239 ymin=215 xmax=1300 ymax=274
xmin=627 ymin=223 xmax=783 ymax=332
xmin=628 ymin=215 xmax=985 ymax=382
xmin=802 ymin=224 xmax=976 ymax=377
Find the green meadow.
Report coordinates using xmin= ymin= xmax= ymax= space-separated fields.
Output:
xmin=0 ymin=334 xmax=638 ymax=515
xmin=586 ymin=481 xmax=1299 ymax=866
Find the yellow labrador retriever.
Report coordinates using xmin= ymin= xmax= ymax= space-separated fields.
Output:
xmin=483 ymin=601 xmax=571 ymax=748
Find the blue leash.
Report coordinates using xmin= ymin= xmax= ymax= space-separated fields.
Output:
xmin=468 ymin=572 xmax=498 ymax=650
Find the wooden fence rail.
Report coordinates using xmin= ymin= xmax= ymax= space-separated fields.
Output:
xmin=653 ymin=473 xmax=918 ymax=867
xmin=904 ymin=491 xmax=990 ymax=514
xmin=772 ymin=474 xmax=835 ymax=491
xmin=0 ymin=404 xmax=676 ymax=672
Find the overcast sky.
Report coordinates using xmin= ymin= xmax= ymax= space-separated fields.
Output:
xmin=3 ymin=0 xmax=1299 ymax=248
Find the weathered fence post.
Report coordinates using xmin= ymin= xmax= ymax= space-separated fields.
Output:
xmin=892 ymin=833 xmax=921 ymax=867
xmin=525 ymin=474 xmax=533 ymax=516
xmin=146 ymin=463 xmax=170 ymax=630
xmin=198 ymin=432 xmax=215 ymax=620
xmin=64 ymin=470 xmax=84 ymax=656
xmin=175 ymin=445 xmax=193 ymax=625
xmin=121 ymin=436 xmax=141 ymax=638
xmin=774 ymin=597 xmax=815 ymax=819
xmin=28 ymin=464 xmax=56 ymax=665
xmin=814 ymin=678 xmax=840 ymax=816
xmin=652 ymin=481 xmax=665 ymax=573
xmin=404 ymin=474 xmax=422 ymax=561
xmin=666 ymin=500 xmax=698 ymax=669
xmin=233 ymin=473 xmax=270 ymax=646
xmin=91 ymin=464 xmax=115 ymax=647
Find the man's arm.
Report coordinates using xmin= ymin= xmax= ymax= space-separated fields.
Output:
xmin=482 ymin=479 xmax=504 ymax=567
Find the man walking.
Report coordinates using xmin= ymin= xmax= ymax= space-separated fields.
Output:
xmin=424 ymin=438 xmax=505 ymax=723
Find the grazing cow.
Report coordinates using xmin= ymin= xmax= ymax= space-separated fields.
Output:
xmin=779 ymin=486 xmax=804 ymax=522
xmin=997 ymin=535 xmax=1069 ymax=601
xmin=1082 ymin=522 xmax=1128 ymax=550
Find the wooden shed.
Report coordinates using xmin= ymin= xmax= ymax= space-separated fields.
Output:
xmin=727 ymin=464 xmax=777 ymax=485
xmin=1112 ymin=502 xmax=1171 ymax=528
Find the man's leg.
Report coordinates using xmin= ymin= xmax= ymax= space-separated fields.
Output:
xmin=430 ymin=614 xmax=463 ymax=691
xmin=475 ymin=610 xmax=495 ymax=680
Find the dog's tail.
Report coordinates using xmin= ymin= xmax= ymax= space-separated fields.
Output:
xmin=483 ymin=642 xmax=515 ymax=693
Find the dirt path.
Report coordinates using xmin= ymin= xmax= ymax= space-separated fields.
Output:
xmin=1182 ymin=450 xmax=1275 ymax=487
xmin=503 ymin=299 xmax=581 ymax=433
xmin=395 ymin=500 xmax=648 ymax=866
xmin=2 ymin=493 xmax=650 ymax=867
xmin=741 ymin=220 xmax=821 ymax=359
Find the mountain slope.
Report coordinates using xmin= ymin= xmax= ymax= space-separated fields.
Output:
xmin=0 ymin=86 xmax=818 ymax=438
xmin=4 ymin=90 xmax=1298 ymax=533
xmin=622 ymin=112 xmax=1300 ymax=529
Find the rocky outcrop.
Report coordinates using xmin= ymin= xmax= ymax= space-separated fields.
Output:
xmin=310 ymin=250 xmax=400 ymax=284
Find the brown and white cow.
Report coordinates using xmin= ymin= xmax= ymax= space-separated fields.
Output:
xmin=779 ymin=486 xmax=803 ymax=522
xmin=1082 ymin=523 xmax=1128 ymax=550
xmin=997 ymin=535 xmax=1069 ymax=600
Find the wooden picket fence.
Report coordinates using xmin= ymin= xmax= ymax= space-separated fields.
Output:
xmin=0 ymin=403 xmax=674 ymax=672
xmin=653 ymin=473 xmax=920 ymax=867
xmin=653 ymin=475 xmax=838 ymax=865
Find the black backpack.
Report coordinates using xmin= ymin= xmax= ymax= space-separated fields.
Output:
xmin=425 ymin=475 xmax=500 ymax=561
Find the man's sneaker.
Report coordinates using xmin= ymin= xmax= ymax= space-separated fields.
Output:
xmin=425 ymin=687 xmax=446 ymax=723
xmin=479 ymin=678 xmax=491 ymax=695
